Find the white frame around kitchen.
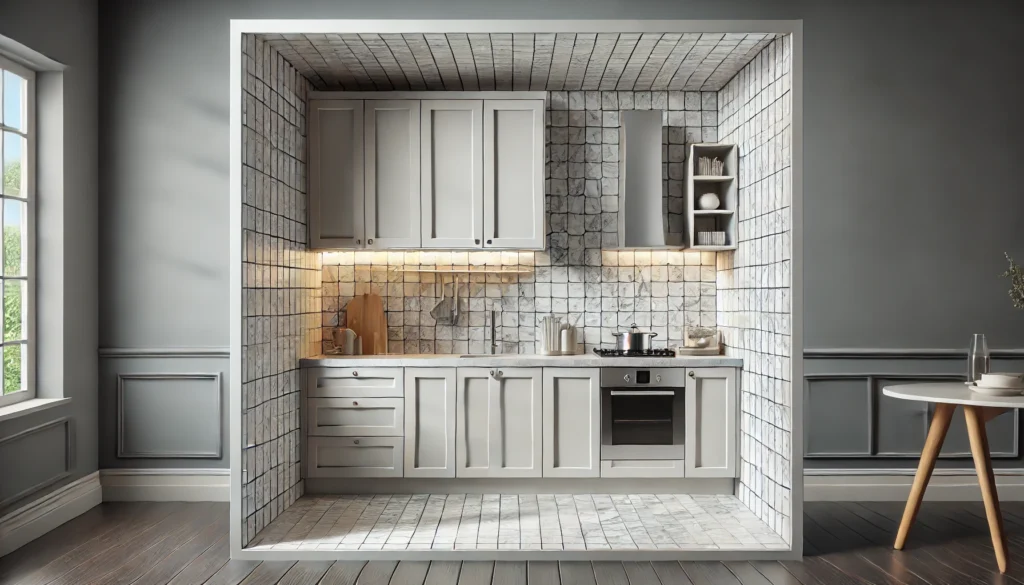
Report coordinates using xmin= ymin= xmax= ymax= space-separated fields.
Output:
xmin=229 ymin=18 xmax=804 ymax=561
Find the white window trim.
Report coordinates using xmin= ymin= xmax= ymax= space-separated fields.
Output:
xmin=0 ymin=54 xmax=36 ymax=409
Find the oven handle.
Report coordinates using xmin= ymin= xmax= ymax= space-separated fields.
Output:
xmin=609 ymin=390 xmax=677 ymax=396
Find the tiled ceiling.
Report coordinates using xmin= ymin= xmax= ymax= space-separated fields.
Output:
xmin=256 ymin=32 xmax=777 ymax=92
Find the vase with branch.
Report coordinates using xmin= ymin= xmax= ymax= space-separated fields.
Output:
xmin=1003 ymin=253 xmax=1024 ymax=310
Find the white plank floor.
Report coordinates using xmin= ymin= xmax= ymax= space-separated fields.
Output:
xmin=247 ymin=494 xmax=788 ymax=552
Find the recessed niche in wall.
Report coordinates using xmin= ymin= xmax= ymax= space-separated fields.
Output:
xmin=687 ymin=143 xmax=737 ymax=250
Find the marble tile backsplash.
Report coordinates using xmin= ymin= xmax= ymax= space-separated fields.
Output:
xmin=321 ymin=249 xmax=717 ymax=355
xmin=240 ymin=34 xmax=320 ymax=547
xmin=717 ymin=35 xmax=793 ymax=544
xmin=321 ymin=89 xmax=722 ymax=355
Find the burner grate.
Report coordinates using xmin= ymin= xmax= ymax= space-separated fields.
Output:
xmin=592 ymin=348 xmax=676 ymax=358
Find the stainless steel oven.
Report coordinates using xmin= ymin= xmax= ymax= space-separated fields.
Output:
xmin=600 ymin=368 xmax=685 ymax=460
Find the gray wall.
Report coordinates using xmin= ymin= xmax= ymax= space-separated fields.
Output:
xmin=98 ymin=0 xmax=1024 ymax=469
xmin=0 ymin=0 xmax=98 ymax=509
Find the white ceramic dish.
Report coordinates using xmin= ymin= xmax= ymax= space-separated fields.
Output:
xmin=979 ymin=373 xmax=1024 ymax=388
xmin=967 ymin=381 xmax=1024 ymax=396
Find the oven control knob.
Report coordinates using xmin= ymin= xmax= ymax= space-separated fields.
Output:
xmin=623 ymin=374 xmax=631 ymax=383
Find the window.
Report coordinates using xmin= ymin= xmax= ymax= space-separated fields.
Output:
xmin=0 ymin=55 xmax=34 ymax=408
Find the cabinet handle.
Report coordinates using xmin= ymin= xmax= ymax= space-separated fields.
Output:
xmin=353 ymin=401 xmax=359 ymax=406
xmin=489 ymin=370 xmax=495 ymax=377
xmin=486 ymin=239 xmax=493 ymax=244
xmin=356 ymin=239 xmax=361 ymax=244
xmin=475 ymin=239 xmax=480 ymax=245
xmin=495 ymin=370 xmax=502 ymax=378
xmin=352 ymin=371 xmax=358 ymax=377
xmin=353 ymin=439 xmax=360 ymax=445
xmin=368 ymin=238 xmax=374 ymax=244
xmin=688 ymin=371 xmax=695 ymax=378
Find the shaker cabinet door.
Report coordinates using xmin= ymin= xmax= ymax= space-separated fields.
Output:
xmin=309 ymin=99 xmax=364 ymax=248
xmin=483 ymin=99 xmax=545 ymax=249
xmin=685 ymin=367 xmax=738 ymax=478
xmin=420 ymin=100 xmax=483 ymax=248
xmin=364 ymin=100 xmax=421 ymax=249
xmin=404 ymin=368 xmax=456 ymax=478
xmin=542 ymin=368 xmax=600 ymax=477
xmin=455 ymin=367 xmax=542 ymax=477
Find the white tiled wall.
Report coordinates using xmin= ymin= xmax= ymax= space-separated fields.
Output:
xmin=320 ymin=90 xmax=721 ymax=354
xmin=716 ymin=35 xmax=793 ymax=543
xmin=240 ymin=35 xmax=321 ymax=547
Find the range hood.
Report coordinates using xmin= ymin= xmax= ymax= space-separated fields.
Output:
xmin=616 ymin=110 xmax=683 ymax=248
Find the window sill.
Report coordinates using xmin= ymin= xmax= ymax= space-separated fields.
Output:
xmin=0 ymin=398 xmax=71 ymax=423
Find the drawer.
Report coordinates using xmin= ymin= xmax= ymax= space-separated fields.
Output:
xmin=307 ymin=367 xmax=403 ymax=398
xmin=601 ymin=459 xmax=685 ymax=478
xmin=307 ymin=397 xmax=404 ymax=437
xmin=307 ymin=436 xmax=404 ymax=478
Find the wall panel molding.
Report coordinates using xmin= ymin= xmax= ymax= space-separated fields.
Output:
xmin=804 ymin=373 xmax=1019 ymax=459
xmin=0 ymin=417 xmax=74 ymax=508
xmin=116 ymin=373 xmax=223 ymax=459
xmin=99 ymin=347 xmax=229 ymax=358
xmin=805 ymin=348 xmax=1024 ymax=359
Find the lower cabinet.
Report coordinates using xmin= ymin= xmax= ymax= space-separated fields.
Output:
xmin=307 ymin=436 xmax=404 ymax=478
xmin=455 ymin=367 xmax=542 ymax=477
xmin=685 ymin=367 xmax=738 ymax=478
xmin=404 ymin=368 xmax=456 ymax=478
xmin=542 ymin=368 xmax=600 ymax=477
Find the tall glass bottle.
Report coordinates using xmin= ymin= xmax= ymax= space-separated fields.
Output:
xmin=968 ymin=334 xmax=990 ymax=382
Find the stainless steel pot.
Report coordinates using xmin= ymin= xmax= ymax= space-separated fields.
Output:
xmin=612 ymin=323 xmax=658 ymax=352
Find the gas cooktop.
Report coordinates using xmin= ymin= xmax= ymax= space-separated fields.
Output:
xmin=592 ymin=348 xmax=676 ymax=358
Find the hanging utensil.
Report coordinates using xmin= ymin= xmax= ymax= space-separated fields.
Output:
xmin=430 ymin=274 xmax=454 ymax=325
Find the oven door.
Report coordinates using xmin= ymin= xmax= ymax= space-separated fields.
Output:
xmin=601 ymin=387 xmax=685 ymax=460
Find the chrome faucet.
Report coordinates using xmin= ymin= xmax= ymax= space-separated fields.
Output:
xmin=490 ymin=309 xmax=498 ymax=354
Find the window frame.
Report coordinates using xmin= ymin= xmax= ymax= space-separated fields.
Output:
xmin=0 ymin=54 xmax=36 ymax=409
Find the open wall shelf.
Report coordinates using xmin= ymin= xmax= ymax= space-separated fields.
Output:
xmin=687 ymin=143 xmax=738 ymax=250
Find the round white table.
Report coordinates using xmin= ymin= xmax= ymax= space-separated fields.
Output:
xmin=884 ymin=382 xmax=1024 ymax=573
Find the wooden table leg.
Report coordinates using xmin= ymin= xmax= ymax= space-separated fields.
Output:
xmin=965 ymin=405 xmax=1009 ymax=573
xmin=894 ymin=402 xmax=955 ymax=550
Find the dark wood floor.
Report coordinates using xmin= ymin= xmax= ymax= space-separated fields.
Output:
xmin=1 ymin=500 xmax=1022 ymax=584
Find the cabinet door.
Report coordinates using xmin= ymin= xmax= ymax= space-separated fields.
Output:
xmin=455 ymin=367 xmax=542 ymax=477
xmin=455 ymin=367 xmax=493 ymax=477
xmin=491 ymin=368 xmax=543 ymax=477
xmin=365 ymin=100 xmax=421 ymax=249
xmin=404 ymin=368 xmax=456 ymax=478
xmin=685 ymin=368 xmax=738 ymax=478
xmin=309 ymin=99 xmax=364 ymax=248
xmin=542 ymin=368 xmax=600 ymax=477
xmin=483 ymin=100 xmax=545 ymax=249
xmin=421 ymin=100 xmax=483 ymax=248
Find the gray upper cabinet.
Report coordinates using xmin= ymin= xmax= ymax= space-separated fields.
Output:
xmin=364 ymin=100 xmax=421 ymax=249
xmin=421 ymin=99 xmax=484 ymax=249
xmin=309 ymin=99 xmax=364 ymax=248
xmin=309 ymin=93 xmax=545 ymax=250
xmin=483 ymin=100 xmax=545 ymax=249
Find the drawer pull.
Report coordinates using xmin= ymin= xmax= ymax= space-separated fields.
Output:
xmin=352 ymin=401 xmax=359 ymax=406
xmin=352 ymin=371 xmax=358 ymax=377
xmin=353 ymin=439 xmax=360 ymax=445
xmin=688 ymin=371 xmax=695 ymax=378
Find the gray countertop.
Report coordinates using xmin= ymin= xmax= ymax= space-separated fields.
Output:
xmin=300 ymin=353 xmax=742 ymax=368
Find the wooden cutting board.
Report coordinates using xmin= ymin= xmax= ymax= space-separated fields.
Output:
xmin=346 ymin=292 xmax=387 ymax=355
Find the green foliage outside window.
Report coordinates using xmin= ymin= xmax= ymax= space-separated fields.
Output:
xmin=3 ymin=161 xmax=22 ymax=394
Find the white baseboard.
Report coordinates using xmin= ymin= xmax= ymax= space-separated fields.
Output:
xmin=100 ymin=469 xmax=230 ymax=502
xmin=805 ymin=469 xmax=1024 ymax=501
xmin=0 ymin=471 xmax=102 ymax=557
